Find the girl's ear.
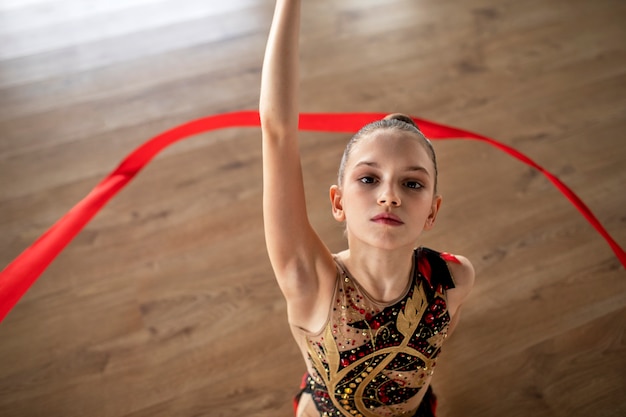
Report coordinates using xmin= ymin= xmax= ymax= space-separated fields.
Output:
xmin=330 ymin=185 xmax=345 ymax=222
xmin=424 ymin=194 xmax=442 ymax=230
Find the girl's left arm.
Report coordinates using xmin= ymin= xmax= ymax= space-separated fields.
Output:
xmin=446 ymin=255 xmax=475 ymax=336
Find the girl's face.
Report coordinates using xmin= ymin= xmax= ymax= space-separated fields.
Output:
xmin=330 ymin=128 xmax=441 ymax=251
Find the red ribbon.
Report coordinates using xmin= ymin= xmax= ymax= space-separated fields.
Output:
xmin=1 ymin=111 xmax=624 ymax=323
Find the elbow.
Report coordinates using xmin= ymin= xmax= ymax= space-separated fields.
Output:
xmin=259 ymin=102 xmax=298 ymax=140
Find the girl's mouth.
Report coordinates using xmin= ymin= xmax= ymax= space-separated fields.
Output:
xmin=371 ymin=213 xmax=404 ymax=226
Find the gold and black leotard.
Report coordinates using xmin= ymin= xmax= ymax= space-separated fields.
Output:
xmin=297 ymin=247 xmax=457 ymax=417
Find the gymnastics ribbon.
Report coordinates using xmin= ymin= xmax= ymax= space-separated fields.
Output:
xmin=1 ymin=111 xmax=624 ymax=323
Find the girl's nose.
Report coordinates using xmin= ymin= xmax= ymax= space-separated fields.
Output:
xmin=378 ymin=186 xmax=401 ymax=207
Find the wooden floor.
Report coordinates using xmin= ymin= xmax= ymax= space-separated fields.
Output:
xmin=1 ymin=0 xmax=625 ymax=416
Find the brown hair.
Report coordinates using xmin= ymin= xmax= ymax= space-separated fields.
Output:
xmin=337 ymin=113 xmax=438 ymax=190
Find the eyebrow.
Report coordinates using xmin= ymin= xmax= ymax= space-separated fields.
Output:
xmin=353 ymin=161 xmax=431 ymax=176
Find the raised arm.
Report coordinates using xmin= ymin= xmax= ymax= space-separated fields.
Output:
xmin=260 ymin=0 xmax=336 ymax=328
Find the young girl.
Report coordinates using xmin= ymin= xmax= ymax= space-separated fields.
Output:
xmin=259 ymin=1 xmax=475 ymax=416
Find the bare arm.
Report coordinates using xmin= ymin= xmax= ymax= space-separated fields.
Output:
xmin=445 ymin=255 xmax=475 ymax=337
xmin=260 ymin=0 xmax=335 ymax=328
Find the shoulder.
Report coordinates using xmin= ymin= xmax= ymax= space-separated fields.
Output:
xmin=439 ymin=252 xmax=475 ymax=313
xmin=418 ymin=247 xmax=474 ymax=297
xmin=445 ymin=254 xmax=475 ymax=293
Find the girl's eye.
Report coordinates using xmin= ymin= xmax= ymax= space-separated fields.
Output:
xmin=405 ymin=181 xmax=423 ymax=189
xmin=359 ymin=176 xmax=376 ymax=184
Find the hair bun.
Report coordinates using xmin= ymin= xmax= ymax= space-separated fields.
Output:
xmin=383 ymin=113 xmax=420 ymax=131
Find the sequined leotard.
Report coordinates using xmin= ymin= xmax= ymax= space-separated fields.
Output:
xmin=292 ymin=247 xmax=457 ymax=417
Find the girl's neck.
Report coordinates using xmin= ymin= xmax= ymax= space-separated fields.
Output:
xmin=337 ymin=244 xmax=415 ymax=303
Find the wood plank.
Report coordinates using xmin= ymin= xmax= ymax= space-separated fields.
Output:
xmin=0 ymin=0 xmax=624 ymax=416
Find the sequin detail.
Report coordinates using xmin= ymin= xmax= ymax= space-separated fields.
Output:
xmin=305 ymin=248 xmax=455 ymax=416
